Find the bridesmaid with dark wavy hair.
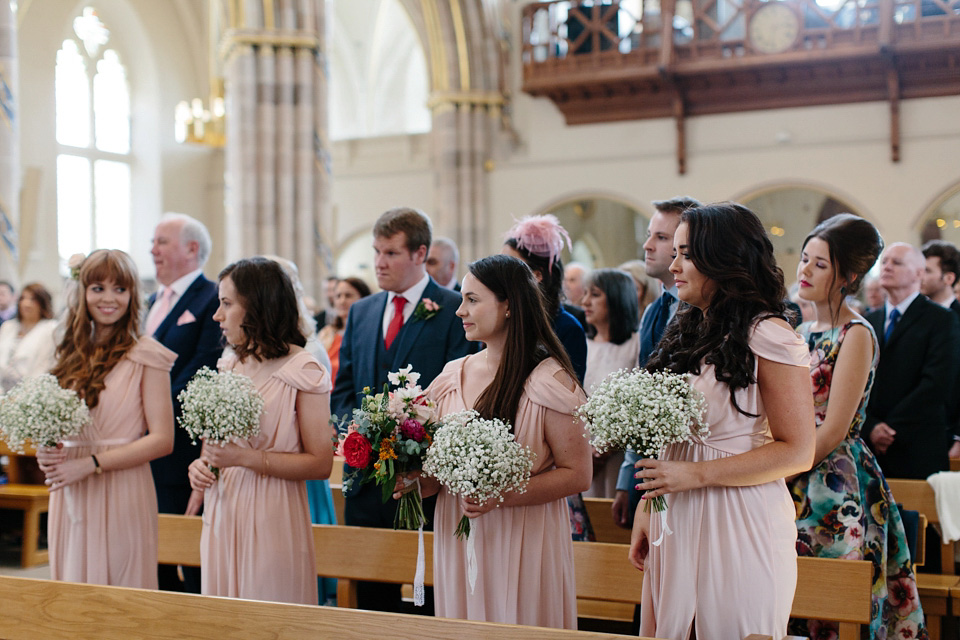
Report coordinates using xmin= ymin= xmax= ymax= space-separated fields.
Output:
xmin=630 ymin=203 xmax=815 ymax=639
xmin=789 ymin=214 xmax=927 ymax=639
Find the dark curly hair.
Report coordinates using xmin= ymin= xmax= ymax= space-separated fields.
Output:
xmin=647 ymin=203 xmax=788 ymax=417
xmin=219 ymin=257 xmax=306 ymax=361
xmin=469 ymin=254 xmax=579 ymax=425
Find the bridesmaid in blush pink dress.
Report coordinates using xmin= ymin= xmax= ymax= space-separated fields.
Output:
xmin=188 ymin=258 xmax=332 ymax=605
xmin=404 ymin=254 xmax=592 ymax=628
xmin=630 ymin=204 xmax=816 ymax=640
xmin=38 ymin=250 xmax=175 ymax=588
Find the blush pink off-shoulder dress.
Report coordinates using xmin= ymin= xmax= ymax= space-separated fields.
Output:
xmin=49 ymin=337 xmax=176 ymax=588
xmin=200 ymin=349 xmax=330 ymax=604
xmin=428 ymin=356 xmax=587 ymax=629
xmin=639 ymin=319 xmax=809 ymax=640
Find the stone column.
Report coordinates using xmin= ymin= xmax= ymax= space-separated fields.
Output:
xmin=220 ymin=0 xmax=329 ymax=297
xmin=0 ymin=3 xmax=18 ymax=283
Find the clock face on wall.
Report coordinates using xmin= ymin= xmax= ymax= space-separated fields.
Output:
xmin=748 ymin=2 xmax=802 ymax=54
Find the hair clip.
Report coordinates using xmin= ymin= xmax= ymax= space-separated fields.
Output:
xmin=505 ymin=214 xmax=572 ymax=273
xmin=67 ymin=253 xmax=86 ymax=281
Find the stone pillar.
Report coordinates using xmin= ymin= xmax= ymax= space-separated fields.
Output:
xmin=0 ymin=3 xmax=18 ymax=283
xmin=220 ymin=0 xmax=328 ymax=297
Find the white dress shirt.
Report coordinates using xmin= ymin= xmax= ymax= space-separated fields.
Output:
xmin=381 ymin=272 xmax=431 ymax=339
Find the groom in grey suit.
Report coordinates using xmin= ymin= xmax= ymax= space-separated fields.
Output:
xmin=331 ymin=207 xmax=473 ymax=613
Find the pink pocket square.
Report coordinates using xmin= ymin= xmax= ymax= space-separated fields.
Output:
xmin=176 ymin=310 xmax=197 ymax=326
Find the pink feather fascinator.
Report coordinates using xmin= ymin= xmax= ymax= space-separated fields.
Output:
xmin=505 ymin=214 xmax=572 ymax=273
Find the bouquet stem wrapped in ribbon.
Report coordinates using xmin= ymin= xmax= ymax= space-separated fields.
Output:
xmin=333 ymin=366 xmax=438 ymax=605
xmin=422 ymin=410 xmax=535 ymax=592
xmin=577 ymin=368 xmax=708 ymax=545
xmin=177 ymin=367 xmax=265 ymax=478
xmin=0 ymin=373 xmax=91 ymax=451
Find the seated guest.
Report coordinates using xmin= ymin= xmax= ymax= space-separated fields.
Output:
xmin=318 ymin=277 xmax=371 ymax=387
xmin=581 ymin=268 xmax=640 ymax=498
xmin=618 ymin=259 xmax=657 ymax=320
xmin=38 ymin=250 xmax=176 ymax=588
xmin=188 ymin=258 xmax=333 ymax=605
xmin=562 ymin=261 xmax=589 ymax=327
xmin=0 ymin=282 xmax=58 ymax=391
xmin=788 ymin=214 xmax=927 ymax=638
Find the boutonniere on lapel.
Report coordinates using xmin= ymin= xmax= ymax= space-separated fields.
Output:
xmin=413 ymin=298 xmax=441 ymax=321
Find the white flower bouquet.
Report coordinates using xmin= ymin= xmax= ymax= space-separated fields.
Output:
xmin=177 ymin=367 xmax=264 ymax=477
xmin=423 ymin=409 xmax=536 ymax=540
xmin=576 ymin=368 xmax=709 ymax=518
xmin=0 ymin=373 xmax=91 ymax=451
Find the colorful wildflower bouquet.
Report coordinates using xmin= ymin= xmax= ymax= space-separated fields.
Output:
xmin=334 ymin=366 xmax=437 ymax=530
xmin=423 ymin=409 xmax=535 ymax=540
xmin=177 ymin=366 xmax=264 ymax=478
xmin=0 ymin=373 xmax=91 ymax=451
xmin=576 ymin=369 xmax=709 ymax=529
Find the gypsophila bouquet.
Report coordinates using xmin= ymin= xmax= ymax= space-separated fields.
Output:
xmin=0 ymin=374 xmax=91 ymax=451
xmin=423 ymin=409 xmax=536 ymax=540
xmin=177 ymin=367 xmax=264 ymax=478
xmin=333 ymin=365 xmax=438 ymax=530
xmin=576 ymin=368 xmax=708 ymax=520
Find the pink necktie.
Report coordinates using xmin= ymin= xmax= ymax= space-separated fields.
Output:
xmin=384 ymin=296 xmax=407 ymax=350
xmin=146 ymin=288 xmax=175 ymax=336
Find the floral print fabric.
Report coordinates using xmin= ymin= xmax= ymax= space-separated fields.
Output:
xmin=788 ymin=321 xmax=927 ymax=640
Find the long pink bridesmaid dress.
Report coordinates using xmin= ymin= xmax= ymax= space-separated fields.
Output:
xmin=639 ymin=319 xmax=809 ymax=640
xmin=200 ymin=349 xmax=330 ymax=604
xmin=49 ymin=337 xmax=177 ymax=588
xmin=428 ymin=355 xmax=586 ymax=629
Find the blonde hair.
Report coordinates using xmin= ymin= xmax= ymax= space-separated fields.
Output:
xmin=51 ymin=250 xmax=142 ymax=408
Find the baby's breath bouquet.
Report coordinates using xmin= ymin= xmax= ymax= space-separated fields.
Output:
xmin=177 ymin=367 xmax=264 ymax=478
xmin=576 ymin=369 xmax=709 ymax=521
xmin=0 ymin=373 xmax=91 ymax=451
xmin=423 ymin=409 xmax=536 ymax=540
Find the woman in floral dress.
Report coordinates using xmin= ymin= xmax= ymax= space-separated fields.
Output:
xmin=789 ymin=214 xmax=927 ymax=639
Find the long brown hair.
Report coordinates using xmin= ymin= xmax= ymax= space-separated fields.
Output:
xmin=470 ymin=254 xmax=579 ymax=425
xmin=51 ymin=250 xmax=142 ymax=409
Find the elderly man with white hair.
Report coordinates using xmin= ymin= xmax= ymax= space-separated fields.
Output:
xmin=147 ymin=212 xmax=223 ymax=592
xmin=864 ymin=242 xmax=960 ymax=479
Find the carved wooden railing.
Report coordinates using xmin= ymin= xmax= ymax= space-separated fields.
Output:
xmin=521 ymin=0 xmax=960 ymax=172
xmin=522 ymin=0 xmax=959 ymax=70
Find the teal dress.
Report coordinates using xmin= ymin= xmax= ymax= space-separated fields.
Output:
xmin=306 ymin=480 xmax=338 ymax=605
xmin=788 ymin=320 xmax=928 ymax=640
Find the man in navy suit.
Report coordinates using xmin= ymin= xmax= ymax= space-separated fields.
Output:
xmin=611 ymin=196 xmax=701 ymax=529
xmin=331 ymin=207 xmax=473 ymax=613
xmin=146 ymin=213 xmax=222 ymax=592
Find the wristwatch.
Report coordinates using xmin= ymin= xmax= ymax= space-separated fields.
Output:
xmin=92 ymin=454 xmax=103 ymax=475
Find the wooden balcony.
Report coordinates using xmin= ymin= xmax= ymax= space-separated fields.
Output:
xmin=521 ymin=0 xmax=960 ymax=170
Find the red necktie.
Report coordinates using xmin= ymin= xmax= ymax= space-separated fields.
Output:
xmin=384 ymin=296 xmax=407 ymax=350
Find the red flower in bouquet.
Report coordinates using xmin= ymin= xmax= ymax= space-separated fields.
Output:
xmin=400 ymin=419 xmax=426 ymax=442
xmin=342 ymin=431 xmax=374 ymax=468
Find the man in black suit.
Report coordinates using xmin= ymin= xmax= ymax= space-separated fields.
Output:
xmin=612 ymin=196 xmax=701 ymax=529
xmin=920 ymin=239 xmax=960 ymax=457
xmin=147 ymin=213 xmax=223 ymax=591
xmin=425 ymin=236 xmax=460 ymax=292
xmin=864 ymin=242 xmax=960 ymax=479
xmin=332 ymin=208 xmax=474 ymax=612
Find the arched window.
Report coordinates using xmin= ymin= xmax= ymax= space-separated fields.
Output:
xmin=55 ymin=7 xmax=131 ymax=265
xmin=328 ymin=0 xmax=431 ymax=140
